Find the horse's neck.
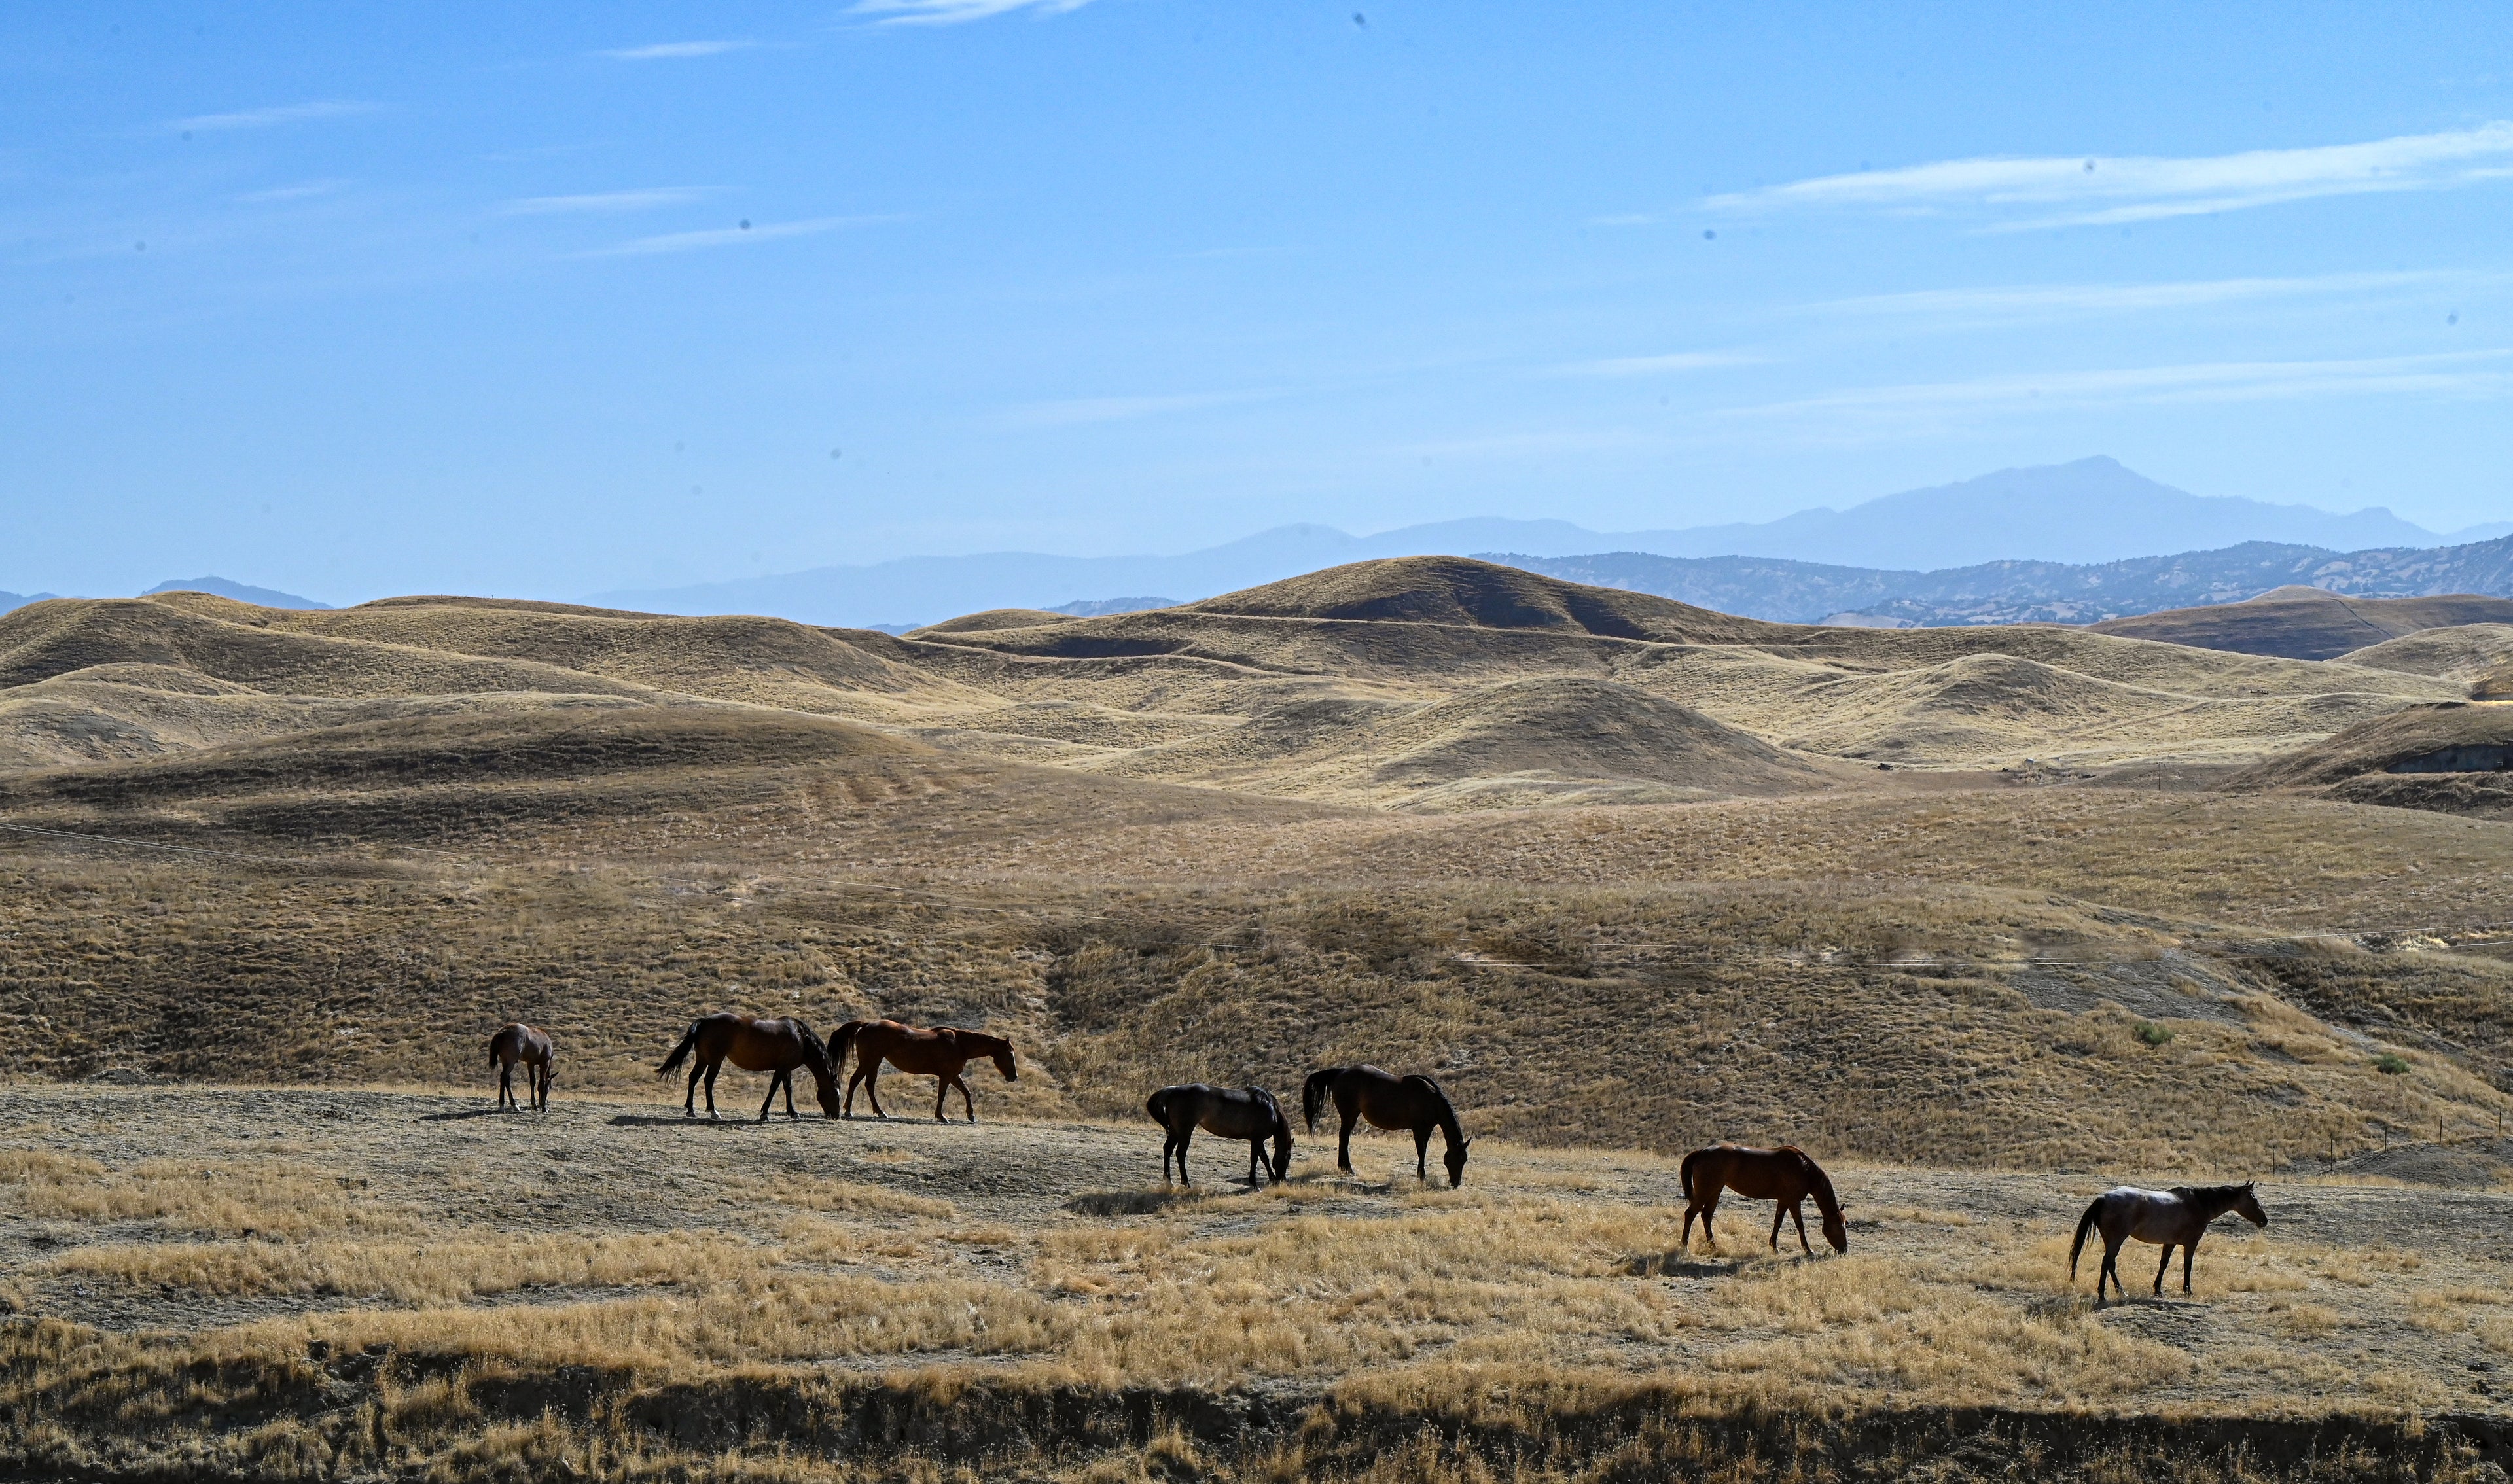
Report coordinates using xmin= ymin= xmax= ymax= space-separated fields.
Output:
xmin=2186 ymin=1187 xmax=2241 ymax=1221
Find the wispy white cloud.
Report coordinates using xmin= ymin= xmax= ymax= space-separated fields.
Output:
xmin=1388 ymin=429 xmax=1662 ymax=459
xmin=236 ymin=180 xmax=349 ymax=203
xmin=1808 ymin=272 xmax=2471 ymax=324
xmin=1714 ymin=122 xmax=2513 ymax=228
xmin=579 ymin=214 xmax=896 ymax=258
xmin=503 ymin=188 xmax=709 ymax=216
xmin=169 ymin=101 xmax=380 ymax=134
xmin=598 ymin=40 xmax=756 ymax=60
xmin=1553 ymin=350 xmax=1768 ymax=377
xmin=1002 ymin=390 xmax=1274 ymax=428
xmin=850 ymin=0 xmax=1092 ymax=26
xmin=1724 ymin=351 xmax=2513 ymax=424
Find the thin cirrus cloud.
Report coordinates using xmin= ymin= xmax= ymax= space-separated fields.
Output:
xmin=167 ymin=100 xmax=379 ymax=133
xmin=578 ymin=214 xmax=897 ymax=258
xmin=597 ymin=40 xmax=756 ymax=60
xmin=1806 ymin=272 xmax=2469 ymax=323
xmin=849 ymin=0 xmax=1093 ymax=25
xmin=1722 ymin=350 xmax=2513 ymax=425
xmin=1552 ymin=350 xmax=1769 ymax=377
xmin=502 ymin=188 xmax=710 ymax=216
xmin=1713 ymin=122 xmax=2513 ymax=229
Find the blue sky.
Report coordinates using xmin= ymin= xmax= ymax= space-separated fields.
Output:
xmin=4 ymin=2 xmax=2510 ymax=602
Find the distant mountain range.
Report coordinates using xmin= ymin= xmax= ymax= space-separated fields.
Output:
xmin=0 ymin=577 xmax=330 ymax=615
xmin=593 ymin=457 xmax=2510 ymax=627
xmin=1497 ymin=535 xmax=2513 ymax=627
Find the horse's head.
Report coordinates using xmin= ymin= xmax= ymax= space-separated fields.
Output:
xmin=1269 ymin=1123 xmax=1294 ymax=1182
xmin=1443 ymin=1135 xmax=1471 ymax=1189
xmin=992 ymin=1042 xmax=1018 ymax=1082
xmin=2234 ymin=1181 xmax=2268 ymax=1228
xmin=1821 ymin=1205 xmax=1849 ymax=1252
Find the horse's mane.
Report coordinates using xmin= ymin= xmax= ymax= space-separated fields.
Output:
xmin=1403 ymin=1074 xmax=1464 ymax=1140
xmin=1781 ymin=1146 xmax=1840 ymax=1211
xmin=2169 ymin=1182 xmax=2252 ymax=1207
xmin=790 ymin=1019 xmax=832 ymax=1078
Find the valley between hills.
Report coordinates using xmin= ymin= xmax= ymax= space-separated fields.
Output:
xmin=8 ymin=556 xmax=2513 ymax=1481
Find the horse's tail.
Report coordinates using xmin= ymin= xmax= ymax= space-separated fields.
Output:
xmin=1302 ymin=1069 xmax=1340 ymax=1133
xmin=2069 ymin=1196 xmax=2104 ymax=1281
xmin=827 ymin=1020 xmax=865 ymax=1075
xmin=656 ymin=1020 xmax=703 ymax=1077
xmin=1679 ymin=1148 xmax=1700 ymax=1202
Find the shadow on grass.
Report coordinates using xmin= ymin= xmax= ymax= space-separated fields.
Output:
xmin=1065 ymin=1186 xmax=1236 ymax=1216
xmin=416 ymin=1106 xmax=513 ymax=1123
xmin=1626 ymin=1250 xmax=1747 ymax=1279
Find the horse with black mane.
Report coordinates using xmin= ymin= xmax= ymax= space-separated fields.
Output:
xmin=488 ymin=1022 xmax=554 ymax=1112
xmin=1302 ymin=1065 xmax=1470 ymax=1187
xmin=2071 ymin=1182 xmax=2268 ymax=1302
xmin=1679 ymin=1143 xmax=1847 ymax=1256
xmin=829 ymin=1019 xmax=1018 ymax=1122
xmin=656 ymin=1012 xmax=840 ymax=1120
xmin=1147 ymin=1084 xmax=1293 ymax=1186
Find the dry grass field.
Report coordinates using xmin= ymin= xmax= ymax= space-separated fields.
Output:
xmin=9 ymin=558 xmax=2513 ymax=1477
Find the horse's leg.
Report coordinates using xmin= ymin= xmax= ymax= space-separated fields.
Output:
xmin=1247 ymin=1137 xmax=1261 ymax=1186
xmin=2153 ymin=1243 xmax=2174 ymax=1297
xmin=2182 ymin=1235 xmax=2200 ymax=1296
xmin=2100 ymin=1233 xmax=2126 ymax=1304
xmin=783 ymin=1071 xmax=798 ymax=1120
xmin=1337 ymin=1110 xmax=1355 ymax=1176
xmin=497 ymin=1061 xmax=512 ymax=1112
xmin=684 ymin=1059 xmax=702 ymax=1116
xmin=1176 ymin=1125 xmax=1193 ymax=1186
xmin=863 ymin=1062 xmax=888 ymax=1118
xmin=1698 ymin=1186 xmax=1722 ymax=1254
xmin=933 ymin=1074 xmax=950 ymax=1123
xmin=703 ymin=1063 xmax=720 ymax=1119
xmin=759 ymin=1070 xmax=782 ymax=1122
xmin=1768 ymin=1201 xmax=1785 ymax=1252
xmin=1413 ymin=1127 xmax=1432 ymax=1185
xmin=844 ymin=1065 xmax=866 ymax=1118
xmin=950 ymin=1074 xmax=976 ymax=1123
xmin=1790 ymin=1200 xmax=1813 ymax=1254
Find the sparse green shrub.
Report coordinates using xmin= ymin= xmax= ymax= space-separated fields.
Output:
xmin=2374 ymin=1053 xmax=2411 ymax=1076
xmin=2135 ymin=1022 xmax=2175 ymax=1047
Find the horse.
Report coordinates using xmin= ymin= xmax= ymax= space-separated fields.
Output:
xmin=654 ymin=1013 xmax=840 ymax=1121
xmin=829 ymin=1019 xmax=1018 ymax=1122
xmin=2071 ymin=1182 xmax=2268 ymax=1302
xmin=487 ymin=1023 xmax=554 ymax=1112
xmin=1679 ymin=1143 xmax=1847 ymax=1256
xmin=1147 ymin=1084 xmax=1294 ymax=1186
xmin=1301 ymin=1065 xmax=1470 ymax=1187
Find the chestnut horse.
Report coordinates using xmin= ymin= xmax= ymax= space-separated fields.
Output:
xmin=2071 ymin=1182 xmax=2268 ymax=1303
xmin=1301 ymin=1065 xmax=1470 ymax=1187
xmin=488 ymin=1023 xmax=554 ymax=1112
xmin=1147 ymin=1084 xmax=1294 ymax=1186
xmin=655 ymin=1013 xmax=839 ymax=1121
xmin=830 ymin=1019 xmax=1018 ymax=1122
xmin=1680 ymin=1143 xmax=1847 ymax=1256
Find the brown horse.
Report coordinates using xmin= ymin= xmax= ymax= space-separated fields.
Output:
xmin=655 ymin=1013 xmax=840 ymax=1120
xmin=1679 ymin=1143 xmax=1847 ymax=1256
xmin=1302 ymin=1065 xmax=1470 ymax=1187
xmin=2071 ymin=1182 xmax=2268 ymax=1303
xmin=488 ymin=1023 xmax=554 ymax=1112
xmin=830 ymin=1019 xmax=1017 ymax=1122
xmin=1147 ymin=1084 xmax=1294 ymax=1186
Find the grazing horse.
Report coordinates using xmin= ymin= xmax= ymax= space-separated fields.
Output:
xmin=2071 ymin=1182 xmax=2268 ymax=1302
xmin=1147 ymin=1084 xmax=1294 ymax=1186
xmin=488 ymin=1023 xmax=554 ymax=1112
xmin=1302 ymin=1065 xmax=1471 ymax=1187
xmin=830 ymin=1019 xmax=1018 ymax=1122
xmin=654 ymin=1013 xmax=840 ymax=1121
xmin=1679 ymin=1143 xmax=1847 ymax=1256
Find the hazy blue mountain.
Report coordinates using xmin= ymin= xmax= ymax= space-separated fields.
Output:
xmin=1497 ymin=534 xmax=2513 ymax=627
xmin=591 ymin=457 xmax=2492 ymax=627
xmin=143 ymin=576 xmax=332 ymax=609
xmin=1048 ymin=596 xmax=1179 ymax=616
xmin=0 ymin=589 xmax=63 ymax=614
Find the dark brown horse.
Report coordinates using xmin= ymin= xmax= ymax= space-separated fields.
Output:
xmin=2071 ymin=1182 xmax=2268 ymax=1302
xmin=1680 ymin=1144 xmax=1847 ymax=1256
xmin=655 ymin=1013 xmax=839 ymax=1121
xmin=830 ymin=1019 xmax=1018 ymax=1122
xmin=1302 ymin=1065 xmax=1470 ymax=1187
xmin=1147 ymin=1084 xmax=1294 ymax=1186
xmin=488 ymin=1023 xmax=554 ymax=1112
